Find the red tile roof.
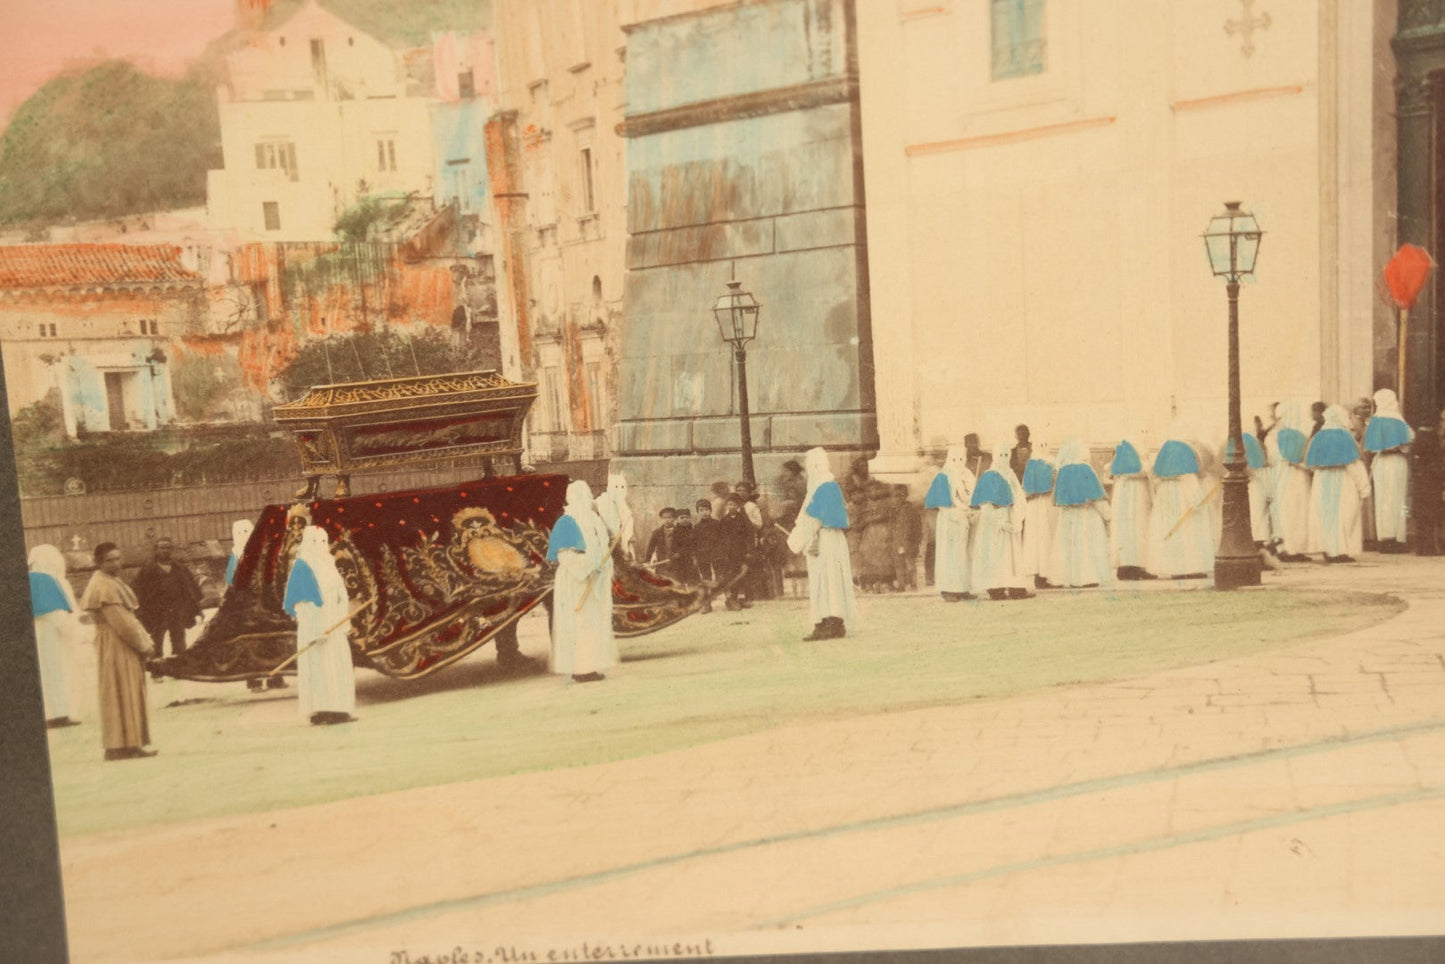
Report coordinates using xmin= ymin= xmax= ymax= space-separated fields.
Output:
xmin=0 ymin=244 xmax=200 ymax=290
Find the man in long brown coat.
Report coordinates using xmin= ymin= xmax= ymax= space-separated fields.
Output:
xmin=81 ymin=543 xmax=157 ymax=761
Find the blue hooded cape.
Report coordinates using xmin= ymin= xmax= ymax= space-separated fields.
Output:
xmin=1054 ymin=464 xmax=1106 ymax=505
xmin=970 ymin=471 xmax=1015 ymax=508
xmin=1110 ymin=441 xmax=1142 ymax=476
xmin=1022 ymin=459 xmax=1055 ymax=495
xmin=1224 ymin=433 xmax=1267 ymax=469
xmin=806 ymin=480 xmax=849 ymax=528
xmin=29 ymin=572 xmax=71 ymax=618
xmin=546 ymin=514 xmax=586 ymax=561
xmin=1363 ymin=416 xmax=1411 ymax=453
xmin=282 ymin=559 xmax=323 ymax=617
xmin=1152 ymin=440 xmax=1199 ymax=478
xmin=1305 ymin=427 xmax=1360 ymax=467
xmin=923 ymin=471 xmax=952 ymax=509
xmin=1275 ymin=427 xmax=1308 ymax=465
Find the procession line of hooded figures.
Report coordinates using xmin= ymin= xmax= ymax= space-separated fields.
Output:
xmin=29 ymin=383 xmax=1413 ymax=760
xmin=925 ymin=391 xmax=1417 ymax=603
xmin=27 ymin=445 xmax=855 ymax=759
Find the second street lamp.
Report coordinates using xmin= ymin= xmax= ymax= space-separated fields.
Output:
xmin=1202 ymin=200 xmax=1264 ymax=590
xmin=712 ymin=266 xmax=762 ymax=488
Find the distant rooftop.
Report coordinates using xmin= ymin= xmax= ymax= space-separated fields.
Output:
xmin=256 ymin=0 xmax=491 ymax=49
xmin=0 ymin=244 xmax=200 ymax=290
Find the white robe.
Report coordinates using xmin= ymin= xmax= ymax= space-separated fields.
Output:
xmin=1051 ymin=503 xmax=1114 ymax=588
xmin=1109 ymin=475 xmax=1151 ymax=571
xmin=934 ymin=504 xmax=973 ymax=595
xmin=1372 ymin=452 xmax=1409 ymax=542
xmin=1248 ymin=469 xmax=1271 ymax=545
xmin=594 ymin=492 xmax=633 ymax=561
xmin=972 ymin=503 xmax=1026 ymax=592
xmin=1148 ymin=475 xmax=1215 ymax=576
xmin=1262 ymin=463 xmax=1284 ymax=545
xmin=1307 ymin=462 xmax=1371 ymax=558
xmin=788 ymin=514 xmax=856 ymax=627
xmin=33 ymin=610 xmax=72 ymax=720
xmin=550 ymin=515 xmax=617 ymax=676
xmin=1274 ymin=463 xmax=1313 ymax=555
xmin=294 ymin=590 xmax=355 ymax=719
xmin=1020 ymin=494 xmax=1059 ymax=582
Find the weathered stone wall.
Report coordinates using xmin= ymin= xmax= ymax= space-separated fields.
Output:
xmin=613 ymin=0 xmax=876 ymax=522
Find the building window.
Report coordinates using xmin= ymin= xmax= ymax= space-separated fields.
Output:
xmin=263 ymin=201 xmax=281 ymax=231
xmin=310 ymin=38 xmax=328 ymax=88
xmin=585 ymin=361 xmax=603 ymax=428
xmin=38 ymin=323 xmax=58 ymax=338
xmin=579 ymin=147 xmax=595 ymax=214
xmin=458 ymin=70 xmax=475 ymax=99
xmin=543 ymin=366 xmax=566 ymax=432
xmin=255 ymin=141 xmax=298 ymax=180
xmin=990 ymin=0 xmax=1046 ymax=80
xmin=376 ymin=137 xmax=397 ymax=172
xmin=446 ymin=160 xmax=472 ymax=212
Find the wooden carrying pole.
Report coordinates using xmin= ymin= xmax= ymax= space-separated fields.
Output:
xmin=574 ymin=530 xmax=623 ymax=613
xmin=267 ymin=597 xmax=376 ymax=676
xmin=1399 ymin=307 xmax=1409 ymax=409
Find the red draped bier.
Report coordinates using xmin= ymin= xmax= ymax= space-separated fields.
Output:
xmin=158 ymin=474 xmax=708 ymax=683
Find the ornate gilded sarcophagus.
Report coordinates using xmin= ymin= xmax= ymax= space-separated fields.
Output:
xmin=272 ymin=370 xmax=537 ymax=498
xmin=155 ymin=371 xmax=710 ymax=684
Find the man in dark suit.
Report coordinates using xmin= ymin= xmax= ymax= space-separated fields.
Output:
xmin=643 ymin=508 xmax=680 ymax=580
xmin=131 ymin=537 xmax=202 ymax=679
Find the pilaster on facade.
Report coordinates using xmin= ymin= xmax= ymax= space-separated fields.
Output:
xmin=489 ymin=0 xmax=628 ymax=467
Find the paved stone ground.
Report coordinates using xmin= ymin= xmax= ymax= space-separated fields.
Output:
xmin=55 ymin=555 xmax=1445 ymax=963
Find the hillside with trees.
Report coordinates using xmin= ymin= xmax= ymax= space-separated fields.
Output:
xmin=0 ymin=59 xmax=222 ymax=227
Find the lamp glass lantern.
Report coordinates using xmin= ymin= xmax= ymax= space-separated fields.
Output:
xmin=713 ymin=279 xmax=761 ymax=346
xmin=1202 ymin=201 xmax=1263 ymax=281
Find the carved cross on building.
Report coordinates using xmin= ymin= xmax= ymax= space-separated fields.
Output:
xmin=1225 ymin=0 xmax=1271 ymax=58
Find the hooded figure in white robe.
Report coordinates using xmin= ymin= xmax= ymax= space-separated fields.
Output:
xmin=1050 ymin=439 xmax=1114 ymax=588
xmin=1222 ymin=430 xmax=1271 ymax=547
xmin=787 ymin=447 xmax=856 ymax=638
xmin=29 ymin=544 xmax=80 ymax=726
xmin=1306 ymin=405 xmax=1372 ymax=562
xmin=924 ymin=445 xmax=976 ymax=601
xmin=1019 ymin=446 xmax=1060 ymax=588
xmin=283 ymin=526 xmax=356 ymax=724
xmin=593 ymin=473 xmax=635 ymax=561
xmin=1364 ymin=388 xmax=1413 ymax=549
xmin=1272 ymin=400 xmax=1315 ymax=560
xmin=1148 ymin=430 xmax=1215 ymax=578
xmin=970 ymin=441 xmax=1030 ymax=599
xmin=546 ymin=480 xmax=617 ymax=680
xmin=226 ymin=518 xmax=255 ymax=588
xmin=1109 ymin=439 xmax=1155 ymax=580
xmin=1194 ymin=437 xmax=1225 ymax=549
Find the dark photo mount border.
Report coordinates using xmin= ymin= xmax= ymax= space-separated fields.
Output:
xmin=0 ymin=360 xmax=69 ymax=961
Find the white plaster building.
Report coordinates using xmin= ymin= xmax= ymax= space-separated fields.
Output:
xmin=207 ymin=0 xmax=442 ymax=242
xmin=489 ymin=0 xmax=629 ymax=464
xmin=856 ymin=0 xmax=1399 ymax=477
xmin=0 ymin=245 xmax=201 ymax=435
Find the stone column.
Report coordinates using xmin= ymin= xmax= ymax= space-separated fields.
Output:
xmin=854 ymin=1 xmax=920 ymax=484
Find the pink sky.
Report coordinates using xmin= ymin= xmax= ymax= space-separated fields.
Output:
xmin=0 ymin=0 xmax=236 ymax=128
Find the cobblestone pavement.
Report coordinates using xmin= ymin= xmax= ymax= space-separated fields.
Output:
xmin=56 ymin=555 xmax=1445 ymax=962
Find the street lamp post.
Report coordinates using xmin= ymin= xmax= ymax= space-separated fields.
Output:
xmin=1203 ymin=201 xmax=1264 ymax=590
xmin=713 ymin=266 xmax=762 ymax=488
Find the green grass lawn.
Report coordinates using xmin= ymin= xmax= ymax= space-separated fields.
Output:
xmin=44 ymin=586 xmax=1402 ymax=838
